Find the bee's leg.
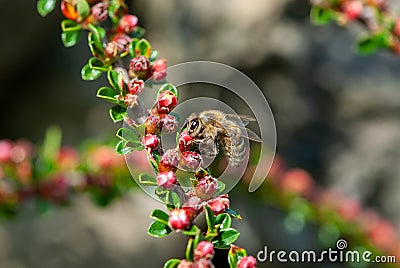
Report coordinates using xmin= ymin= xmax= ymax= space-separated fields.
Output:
xmin=198 ymin=139 xmax=218 ymax=159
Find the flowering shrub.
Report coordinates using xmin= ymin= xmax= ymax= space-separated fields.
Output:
xmin=310 ymin=0 xmax=400 ymax=54
xmin=36 ymin=0 xmax=257 ymax=267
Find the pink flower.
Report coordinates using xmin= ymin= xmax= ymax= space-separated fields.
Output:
xmin=206 ymin=194 xmax=230 ymax=216
xmin=180 ymin=151 xmax=203 ymax=171
xmin=142 ymin=134 xmax=159 ymax=149
xmin=195 ymin=176 xmax=218 ymax=200
xmin=178 ymin=260 xmax=194 ymax=268
xmin=193 ymin=259 xmax=214 ymax=268
xmin=157 ymin=171 xmax=177 ymax=189
xmin=237 ymin=256 xmax=257 ymax=268
xmin=128 ymin=77 xmax=144 ymax=95
xmin=280 ymin=169 xmax=314 ymax=196
xmin=161 ymin=114 xmax=178 ymax=133
xmin=0 ymin=140 xmax=12 ymax=163
xmin=169 ymin=208 xmax=192 ymax=230
xmin=342 ymin=0 xmax=363 ymax=21
xmin=90 ymin=2 xmax=108 ymax=23
xmin=152 ymin=59 xmax=167 ymax=81
xmin=158 ymin=149 xmax=180 ymax=172
xmin=194 ymin=241 xmax=215 ymax=261
xmin=130 ymin=56 xmax=150 ymax=75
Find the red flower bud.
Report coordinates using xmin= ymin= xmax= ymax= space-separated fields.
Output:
xmin=169 ymin=208 xmax=192 ymax=230
xmin=159 ymin=149 xmax=180 ymax=172
xmin=179 ymin=131 xmax=194 ymax=152
xmin=142 ymin=134 xmax=159 ymax=149
xmin=194 ymin=241 xmax=215 ymax=261
xmin=394 ymin=17 xmax=400 ymax=38
xmin=130 ymin=56 xmax=150 ymax=76
xmin=112 ymin=33 xmax=131 ymax=52
xmin=145 ymin=115 xmax=162 ymax=135
xmin=39 ymin=176 xmax=69 ymax=204
xmin=128 ymin=77 xmax=145 ymax=95
xmin=280 ymin=169 xmax=314 ymax=196
xmin=104 ymin=42 xmax=119 ymax=58
xmin=183 ymin=196 xmax=204 ymax=214
xmin=123 ymin=94 xmax=138 ymax=108
xmin=194 ymin=259 xmax=215 ymax=268
xmin=180 ymin=151 xmax=203 ymax=171
xmin=0 ymin=140 xmax=12 ymax=163
xmin=117 ymin=14 xmax=138 ymax=34
xmin=178 ymin=260 xmax=194 ymax=268
xmin=157 ymin=171 xmax=177 ymax=189
xmin=237 ymin=256 xmax=257 ymax=268
xmin=152 ymin=59 xmax=167 ymax=81
xmin=206 ymin=194 xmax=230 ymax=216
xmin=342 ymin=0 xmax=363 ymax=21
xmin=196 ymin=176 xmax=218 ymax=200
xmin=61 ymin=0 xmax=79 ymax=21
xmin=156 ymin=90 xmax=178 ymax=114
xmin=161 ymin=114 xmax=178 ymax=133
xmin=90 ymin=2 xmax=108 ymax=23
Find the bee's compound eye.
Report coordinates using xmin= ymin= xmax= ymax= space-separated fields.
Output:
xmin=190 ymin=119 xmax=199 ymax=131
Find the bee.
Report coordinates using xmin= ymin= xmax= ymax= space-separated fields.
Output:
xmin=183 ymin=110 xmax=261 ymax=167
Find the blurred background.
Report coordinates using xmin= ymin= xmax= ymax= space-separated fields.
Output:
xmin=1 ymin=0 xmax=400 ymax=267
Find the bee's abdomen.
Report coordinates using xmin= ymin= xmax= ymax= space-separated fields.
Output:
xmin=221 ymin=134 xmax=246 ymax=167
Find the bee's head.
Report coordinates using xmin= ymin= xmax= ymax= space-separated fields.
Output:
xmin=182 ymin=117 xmax=202 ymax=137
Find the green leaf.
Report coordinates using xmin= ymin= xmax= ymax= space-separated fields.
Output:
xmin=310 ymin=5 xmax=335 ymax=25
xmin=115 ymin=140 xmax=135 ymax=155
xmin=356 ymin=33 xmax=389 ymax=55
xmin=216 ymin=213 xmax=232 ymax=230
xmin=147 ymin=221 xmax=172 ymax=238
xmin=129 ymin=38 xmax=140 ymax=58
xmin=61 ymin=20 xmax=81 ymax=32
xmin=109 ymin=105 xmax=126 ymax=123
xmin=76 ymin=0 xmax=90 ymax=19
xmin=87 ymin=24 xmax=103 ymax=43
xmin=163 ymin=259 xmax=180 ymax=268
xmin=215 ymin=180 xmax=226 ymax=196
xmin=205 ymin=228 xmax=218 ymax=241
xmin=89 ymin=58 xmax=109 ymax=72
xmin=149 ymin=50 xmax=159 ymax=62
xmin=151 ymin=209 xmax=170 ymax=225
xmin=132 ymin=26 xmax=146 ymax=39
xmin=107 ymin=69 xmax=124 ymax=93
xmin=204 ymin=206 xmax=215 ymax=231
xmin=42 ymin=126 xmax=62 ymax=160
xmin=116 ymin=128 xmax=140 ymax=143
xmin=167 ymin=191 xmax=181 ymax=208
xmin=186 ymin=238 xmax=194 ymax=261
xmin=139 ymin=173 xmax=157 ymax=186
xmin=61 ymin=29 xmax=82 ymax=47
xmin=37 ymin=0 xmax=56 ymax=17
xmin=225 ymin=208 xmax=241 ymax=219
xmin=135 ymin=39 xmax=152 ymax=58
xmin=97 ymin=87 xmax=118 ymax=103
xmin=158 ymin=83 xmax=178 ymax=99
xmin=213 ymin=228 xmax=240 ymax=249
xmin=81 ymin=63 xmax=102 ymax=81
xmin=182 ymin=225 xmax=200 ymax=236
xmin=228 ymin=245 xmax=247 ymax=268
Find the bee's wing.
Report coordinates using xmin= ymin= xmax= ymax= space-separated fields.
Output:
xmin=243 ymin=128 xmax=262 ymax=142
xmin=225 ymin=114 xmax=256 ymax=126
